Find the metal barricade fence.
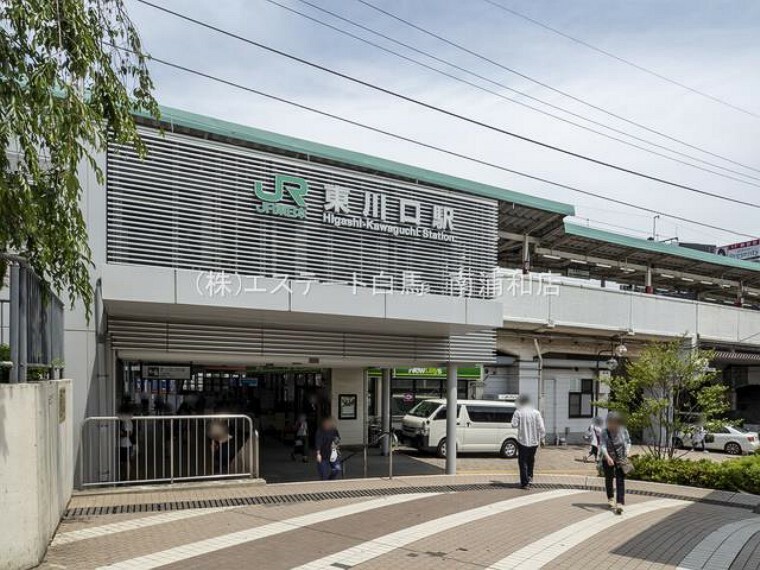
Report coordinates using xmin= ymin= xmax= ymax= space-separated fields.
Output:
xmin=80 ymin=415 xmax=259 ymax=487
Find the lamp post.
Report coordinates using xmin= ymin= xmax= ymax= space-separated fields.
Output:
xmin=595 ymin=338 xmax=628 ymax=414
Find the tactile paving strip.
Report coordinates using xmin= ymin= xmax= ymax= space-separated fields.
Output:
xmin=63 ymin=481 xmax=755 ymax=519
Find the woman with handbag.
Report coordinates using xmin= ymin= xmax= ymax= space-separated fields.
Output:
xmin=600 ymin=412 xmax=632 ymax=515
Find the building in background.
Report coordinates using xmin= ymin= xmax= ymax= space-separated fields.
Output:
xmin=5 ymin=104 xmax=760 ymax=486
xmin=717 ymin=240 xmax=760 ymax=262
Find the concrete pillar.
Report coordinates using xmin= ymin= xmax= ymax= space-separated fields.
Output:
xmin=445 ymin=363 xmax=457 ymax=475
xmin=736 ymin=282 xmax=745 ymax=307
xmin=381 ymin=368 xmax=391 ymax=456
xmin=645 ymin=265 xmax=653 ymax=294
xmin=521 ymin=234 xmax=531 ymax=274
xmin=362 ymin=369 xmax=369 ymax=479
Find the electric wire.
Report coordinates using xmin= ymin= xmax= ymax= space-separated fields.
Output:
xmin=133 ymin=0 xmax=760 ymax=211
xmin=481 ymin=0 xmax=760 ymax=120
xmin=124 ymin=48 xmax=759 ymax=241
xmin=278 ymin=0 xmax=760 ymax=186
xmin=354 ymin=0 xmax=760 ymax=176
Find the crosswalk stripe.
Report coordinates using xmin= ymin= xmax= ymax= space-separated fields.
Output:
xmin=51 ymin=507 xmax=239 ymax=547
xmin=677 ymin=517 xmax=760 ymax=570
xmin=292 ymin=489 xmax=585 ymax=569
xmin=96 ymin=492 xmax=440 ymax=569
xmin=488 ymin=498 xmax=689 ymax=569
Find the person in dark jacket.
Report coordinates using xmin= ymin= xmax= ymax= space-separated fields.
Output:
xmin=314 ymin=416 xmax=341 ymax=480
xmin=209 ymin=420 xmax=236 ymax=475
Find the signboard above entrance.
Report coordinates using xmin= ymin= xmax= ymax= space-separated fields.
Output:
xmin=107 ymin=129 xmax=497 ymax=299
xmin=368 ymin=367 xmax=481 ymax=379
xmin=250 ymin=173 xmax=457 ymax=243
xmin=142 ymin=365 xmax=191 ymax=380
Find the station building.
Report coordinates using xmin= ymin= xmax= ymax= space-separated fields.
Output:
xmin=9 ymin=105 xmax=760 ymax=484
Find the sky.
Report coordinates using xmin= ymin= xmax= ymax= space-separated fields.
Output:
xmin=125 ymin=0 xmax=760 ymax=245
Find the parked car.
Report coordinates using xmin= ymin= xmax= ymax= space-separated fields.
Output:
xmin=674 ymin=425 xmax=759 ymax=455
xmin=401 ymin=399 xmax=518 ymax=458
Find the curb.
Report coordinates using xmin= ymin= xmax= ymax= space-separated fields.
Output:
xmin=63 ymin=473 xmax=760 ymax=519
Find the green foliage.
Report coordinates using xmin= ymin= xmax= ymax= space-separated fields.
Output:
xmin=631 ymin=454 xmax=760 ymax=495
xmin=599 ymin=338 xmax=729 ymax=459
xmin=0 ymin=0 xmax=158 ymax=315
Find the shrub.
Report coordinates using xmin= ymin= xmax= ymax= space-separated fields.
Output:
xmin=630 ymin=454 xmax=760 ymax=495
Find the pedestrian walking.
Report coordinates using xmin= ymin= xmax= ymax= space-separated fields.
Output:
xmin=584 ymin=417 xmax=604 ymax=462
xmin=511 ymin=394 xmax=545 ymax=489
xmin=292 ymin=413 xmax=309 ymax=462
xmin=116 ymin=402 xmax=136 ymax=480
xmin=600 ymin=411 xmax=632 ymax=515
xmin=692 ymin=424 xmax=708 ymax=453
xmin=315 ymin=416 xmax=341 ymax=480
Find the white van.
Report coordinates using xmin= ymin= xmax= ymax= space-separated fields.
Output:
xmin=401 ymin=399 xmax=518 ymax=458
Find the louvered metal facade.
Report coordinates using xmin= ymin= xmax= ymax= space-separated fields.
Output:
xmin=104 ymin=124 xmax=499 ymax=363
xmin=108 ymin=319 xmax=496 ymax=364
xmin=106 ymin=128 xmax=497 ymax=298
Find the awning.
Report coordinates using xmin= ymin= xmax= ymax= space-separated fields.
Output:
xmin=713 ymin=351 xmax=760 ymax=364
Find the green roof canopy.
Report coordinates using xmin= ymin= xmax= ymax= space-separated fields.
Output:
xmin=135 ymin=105 xmax=575 ymax=217
xmin=564 ymin=223 xmax=760 ymax=274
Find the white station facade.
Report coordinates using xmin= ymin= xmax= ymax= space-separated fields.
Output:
xmin=47 ymin=105 xmax=760 ymax=480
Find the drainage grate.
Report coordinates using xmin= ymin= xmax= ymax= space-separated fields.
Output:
xmin=63 ymin=481 xmax=754 ymax=519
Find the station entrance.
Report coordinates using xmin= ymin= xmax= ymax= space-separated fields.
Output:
xmin=79 ymin=359 xmax=461 ymax=486
xmin=117 ymin=361 xmax=332 ymax=439
xmin=98 ymin=360 xmax=337 ymax=484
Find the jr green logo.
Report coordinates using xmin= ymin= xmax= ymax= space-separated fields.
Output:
xmin=253 ymin=174 xmax=309 ymax=219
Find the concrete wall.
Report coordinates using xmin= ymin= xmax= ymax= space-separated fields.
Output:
xmin=542 ymin=368 xmax=597 ymax=444
xmin=331 ymin=368 xmax=365 ymax=446
xmin=65 ymin=155 xmax=106 ymax=486
xmin=500 ymin=277 xmax=760 ymax=347
xmin=484 ymin=356 xmax=601 ymax=445
xmin=0 ymin=380 xmax=73 ymax=570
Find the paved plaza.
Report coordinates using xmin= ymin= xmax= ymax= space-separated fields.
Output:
xmin=41 ymin=472 xmax=760 ymax=569
xmin=259 ymin=441 xmax=737 ymax=483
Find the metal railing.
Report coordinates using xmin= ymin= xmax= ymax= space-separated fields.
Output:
xmin=3 ymin=257 xmax=64 ymax=383
xmin=347 ymin=427 xmax=399 ymax=480
xmin=80 ymin=414 xmax=258 ymax=488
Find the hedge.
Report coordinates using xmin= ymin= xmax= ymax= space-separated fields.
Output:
xmin=629 ymin=453 xmax=760 ymax=495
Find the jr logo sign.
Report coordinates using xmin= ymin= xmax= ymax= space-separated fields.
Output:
xmin=253 ymin=174 xmax=309 ymax=219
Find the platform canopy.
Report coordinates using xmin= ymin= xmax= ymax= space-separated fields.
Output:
xmin=499 ymin=220 xmax=760 ymax=306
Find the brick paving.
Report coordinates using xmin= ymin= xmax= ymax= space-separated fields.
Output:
xmin=358 ymin=489 xmax=643 ymax=569
xmin=41 ymin=473 xmax=760 ymax=569
xmin=45 ymin=498 xmax=371 ymax=568
xmin=403 ymin=445 xmax=736 ymax=477
xmin=730 ymin=529 xmax=760 ymax=569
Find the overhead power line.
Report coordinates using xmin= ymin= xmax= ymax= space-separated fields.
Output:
xmin=354 ymin=0 xmax=760 ymax=176
xmin=266 ymin=0 xmax=760 ymax=188
xmin=134 ymin=0 xmax=760 ymax=211
xmin=481 ymin=0 xmax=760 ymax=120
xmin=118 ymin=46 xmax=758 ymax=241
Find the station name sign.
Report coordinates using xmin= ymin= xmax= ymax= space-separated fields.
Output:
xmin=252 ymin=174 xmax=456 ymax=243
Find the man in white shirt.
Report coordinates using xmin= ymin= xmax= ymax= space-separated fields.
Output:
xmin=511 ymin=394 xmax=546 ymax=489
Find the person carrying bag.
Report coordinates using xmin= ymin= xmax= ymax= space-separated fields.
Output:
xmin=599 ymin=412 xmax=632 ymax=515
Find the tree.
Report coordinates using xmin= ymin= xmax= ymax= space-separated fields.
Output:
xmin=600 ymin=339 xmax=729 ymax=460
xmin=0 ymin=0 xmax=158 ymax=315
